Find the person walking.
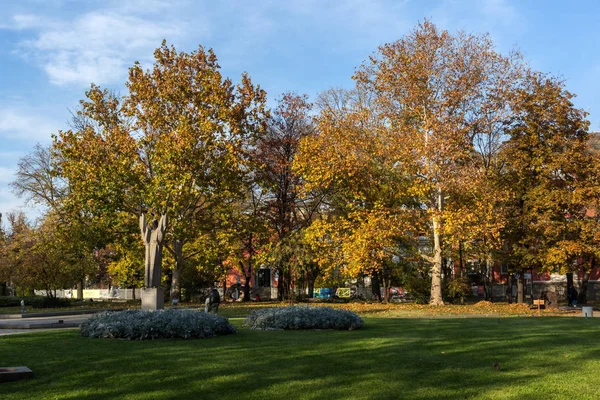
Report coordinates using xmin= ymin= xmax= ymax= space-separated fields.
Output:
xmin=568 ymin=286 xmax=578 ymax=307
xmin=206 ymin=286 xmax=221 ymax=314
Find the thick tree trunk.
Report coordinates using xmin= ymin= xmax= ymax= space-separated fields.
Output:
xmin=489 ymin=255 xmax=495 ymax=303
xmin=171 ymin=239 xmax=183 ymax=300
xmin=277 ymin=267 xmax=285 ymax=301
xmin=517 ymin=270 xmax=524 ymax=304
xmin=430 ymin=214 xmax=444 ymax=305
xmin=566 ymin=272 xmax=574 ymax=304
xmin=243 ymin=275 xmax=251 ymax=302
xmin=308 ymin=278 xmax=315 ymax=298
xmin=458 ymin=241 xmax=464 ymax=277
xmin=371 ymin=272 xmax=381 ymax=302
xmin=171 ymin=267 xmax=181 ymax=298
xmin=286 ymin=268 xmax=294 ymax=303
xmin=485 ymin=255 xmax=492 ymax=301
xmin=506 ymin=274 xmax=513 ymax=303
xmin=382 ymin=272 xmax=389 ymax=303
xmin=77 ymin=280 xmax=83 ymax=300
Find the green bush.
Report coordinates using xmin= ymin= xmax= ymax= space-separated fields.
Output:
xmin=29 ymin=296 xmax=72 ymax=308
xmin=404 ymin=275 xmax=431 ymax=304
xmin=444 ymin=277 xmax=472 ymax=301
xmin=80 ymin=309 xmax=236 ymax=340
xmin=245 ymin=306 xmax=363 ymax=331
xmin=0 ymin=297 xmax=22 ymax=307
xmin=0 ymin=296 xmax=72 ymax=308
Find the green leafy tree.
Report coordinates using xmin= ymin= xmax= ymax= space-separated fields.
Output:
xmin=500 ymin=72 xmax=595 ymax=303
xmin=53 ymin=42 xmax=267 ymax=298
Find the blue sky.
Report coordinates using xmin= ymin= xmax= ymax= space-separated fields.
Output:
xmin=1 ymin=0 xmax=599 ymax=220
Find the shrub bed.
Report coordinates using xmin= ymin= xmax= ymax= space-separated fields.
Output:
xmin=80 ymin=309 xmax=236 ymax=340
xmin=245 ymin=306 xmax=363 ymax=331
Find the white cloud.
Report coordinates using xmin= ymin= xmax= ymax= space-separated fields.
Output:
xmin=9 ymin=14 xmax=53 ymax=30
xmin=0 ymin=108 xmax=60 ymax=142
xmin=10 ymin=9 xmax=188 ymax=86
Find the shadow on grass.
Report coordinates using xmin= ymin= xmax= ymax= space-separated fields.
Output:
xmin=2 ymin=318 xmax=600 ymax=399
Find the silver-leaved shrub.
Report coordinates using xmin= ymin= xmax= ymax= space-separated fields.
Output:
xmin=80 ymin=309 xmax=236 ymax=340
xmin=245 ymin=306 xmax=363 ymax=330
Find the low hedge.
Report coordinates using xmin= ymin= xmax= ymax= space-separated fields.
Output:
xmin=0 ymin=296 xmax=72 ymax=308
xmin=245 ymin=306 xmax=363 ymax=331
xmin=81 ymin=309 xmax=236 ymax=340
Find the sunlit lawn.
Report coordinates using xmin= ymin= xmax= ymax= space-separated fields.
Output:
xmin=2 ymin=311 xmax=600 ymax=400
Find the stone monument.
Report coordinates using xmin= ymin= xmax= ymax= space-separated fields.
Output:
xmin=140 ymin=213 xmax=168 ymax=311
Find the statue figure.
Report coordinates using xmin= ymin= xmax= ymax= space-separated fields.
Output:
xmin=140 ymin=213 xmax=168 ymax=288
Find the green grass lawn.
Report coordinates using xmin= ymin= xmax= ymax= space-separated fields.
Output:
xmin=2 ymin=316 xmax=600 ymax=399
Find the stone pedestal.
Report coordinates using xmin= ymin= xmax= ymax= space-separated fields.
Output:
xmin=141 ymin=287 xmax=164 ymax=311
xmin=0 ymin=366 xmax=33 ymax=383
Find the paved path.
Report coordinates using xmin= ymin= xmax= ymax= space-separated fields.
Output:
xmin=0 ymin=328 xmax=67 ymax=336
xmin=0 ymin=314 xmax=91 ymax=336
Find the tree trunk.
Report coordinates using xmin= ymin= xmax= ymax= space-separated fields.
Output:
xmin=244 ymin=256 xmax=252 ymax=302
xmin=489 ymin=255 xmax=495 ymax=303
xmin=171 ymin=239 xmax=184 ymax=299
xmin=277 ymin=267 xmax=285 ymax=301
xmin=308 ymin=278 xmax=315 ymax=299
xmin=172 ymin=267 xmax=181 ymax=298
xmin=243 ymin=275 xmax=251 ymax=302
xmin=517 ymin=270 xmax=524 ymax=304
xmin=382 ymin=272 xmax=389 ymax=303
xmin=371 ymin=272 xmax=381 ymax=302
xmin=566 ymin=272 xmax=574 ymax=304
xmin=506 ymin=273 xmax=512 ymax=303
xmin=286 ymin=268 xmax=294 ymax=303
xmin=430 ymin=214 xmax=444 ymax=305
xmin=77 ymin=280 xmax=83 ymax=300
xmin=485 ymin=254 xmax=493 ymax=302
xmin=132 ymin=287 xmax=136 ymax=301
xmin=458 ymin=241 xmax=464 ymax=277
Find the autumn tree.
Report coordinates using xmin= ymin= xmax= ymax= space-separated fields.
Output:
xmin=0 ymin=211 xmax=98 ymax=297
xmin=0 ymin=212 xmax=11 ymax=295
xmin=0 ymin=212 xmax=32 ymax=296
xmin=106 ymin=221 xmax=145 ymax=300
xmin=500 ymin=72 xmax=596 ymax=303
xmin=11 ymin=144 xmax=67 ymax=210
xmin=216 ymin=184 xmax=269 ymax=301
xmin=53 ymin=42 xmax=267 ymax=299
xmin=10 ymin=141 xmax=112 ymax=299
xmin=256 ymin=93 xmax=320 ymax=300
xmin=297 ymin=87 xmax=422 ymax=301
xmin=352 ymin=21 xmax=525 ymax=304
